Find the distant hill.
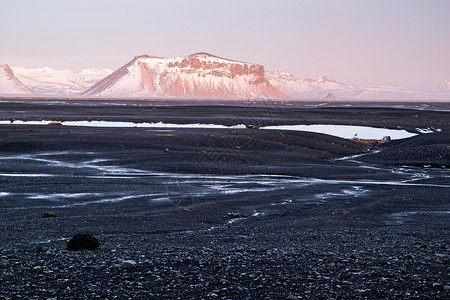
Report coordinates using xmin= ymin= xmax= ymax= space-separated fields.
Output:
xmin=3 ymin=53 xmax=450 ymax=100
xmin=12 ymin=66 xmax=113 ymax=95
xmin=83 ymin=53 xmax=289 ymax=100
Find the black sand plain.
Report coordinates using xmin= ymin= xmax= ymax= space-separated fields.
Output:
xmin=0 ymin=98 xmax=449 ymax=299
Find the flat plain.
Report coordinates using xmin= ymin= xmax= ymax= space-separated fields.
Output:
xmin=0 ymin=99 xmax=449 ymax=299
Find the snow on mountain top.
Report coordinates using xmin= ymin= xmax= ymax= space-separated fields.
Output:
xmin=13 ymin=66 xmax=72 ymax=75
xmin=13 ymin=66 xmax=113 ymax=76
xmin=266 ymin=70 xmax=354 ymax=99
xmin=436 ymin=81 xmax=450 ymax=89
xmin=79 ymin=68 xmax=114 ymax=75
xmin=0 ymin=64 xmax=14 ymax=77
xmin=3 ymin=54 xmax=449 ymax=100
xmin=83 ymin=53 xmax=288 ymax=99
xmin=302 ymin=75 xmax=353 ymax=87
xmin=0 ymin=64 xmax=9 ymax=74
xmin=128 ymin=53 xmax=267 ymax=81
xmin=266 ymin=71 xmax=353 ymax=87
xmin=266 ymin=70 xmax=299 ymax=81
xmin=132 ymin=53 xmax=252 ymax=69
xmin=189 ymin=52 xmax=251 ymax=65
xmin=0 ymin=64 xmax=34 ymax=95
xmin=11 ymin=66 xmax=113 ymax=95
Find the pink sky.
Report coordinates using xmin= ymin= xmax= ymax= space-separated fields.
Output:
xmin=1 ymin=0 xmax=449 ymax=90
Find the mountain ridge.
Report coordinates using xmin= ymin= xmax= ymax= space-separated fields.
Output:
xmin=2 ymin=53 xmax=450 ymax=100
xmin=267 ymin=70 xmax=450 ymax=100
xmin=0 ymin=64 xmax=34 ymax=95
xmin=11 ymin=66 xmax=113 ymax=95
xmin=83 ymin=53 xmax=289 ymax=99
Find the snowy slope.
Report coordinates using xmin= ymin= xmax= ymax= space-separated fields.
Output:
xmin=12 ymin=66 xmax=113 ymax=95
xmin=340 ymin=85 xmax=421 ymax=100
xmin=0 ymin=64 xmax=34 ymax=95
xmin=83 ymin=53 xmax=289 ymax=99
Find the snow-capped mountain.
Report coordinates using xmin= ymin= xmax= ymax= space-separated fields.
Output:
xmin=83 ymin=53 xmax=289 ymax=99
xmin=267 ymin=70 xmax=450 ymax=100
xmin=343 ymin=84 xmax=422 ymax=100
xmin=0 ymin=64 xmax=34 ymax=95
xmin=2 ymin=55 xmax=449 ymax=100
xmin=12 ymin=66 xmax=113 ymax=95
xmin=266 ymin=71 xmax=355 ymax=99
xmin=432 ymin=81 xmax=450 ymax=90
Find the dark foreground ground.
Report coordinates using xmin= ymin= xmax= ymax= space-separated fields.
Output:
xmin=0 ymin=99 xmax=449 ymax=299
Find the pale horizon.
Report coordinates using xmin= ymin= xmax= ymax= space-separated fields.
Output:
xmin=2 ymin=0 xmax=450 ymax=90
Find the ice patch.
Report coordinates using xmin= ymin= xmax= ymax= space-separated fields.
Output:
xmin=270 ymin=199 xmax=293 ymax=206
xmin=315 ymin=186 xmax=369 ymax=200
xmin=27 ymin=193 xmax=103 ymax=200
xmin=0 ymin=173 xmax=55 ymax=177
xmin=150 ymin=197 xmax=171 ymax=202
xmin=252 ymin=212 xmax=264 ymax=217
xmin=416 ymin=127 xmax=441 ymax=133
xmin=204 ymin=184 xmax=278 ymax=195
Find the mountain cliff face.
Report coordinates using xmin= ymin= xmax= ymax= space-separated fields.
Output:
xmin=0 ymin=64 xmax=34 ymax=95
xmin=12 ymin=67 xmax=113 ymax=95
xmin=83 ymin=53 xmax=289 ymax=99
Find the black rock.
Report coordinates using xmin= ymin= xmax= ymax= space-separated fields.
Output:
xmin=228 ymin=212 xmax=248 ymax=218
xmin=67 ymin=234 xmax=100 ymax=250
xmin=35 ymin=245 xmax=48 ymax=253
xmin=42 ymin=211 xmax=57 ymax=218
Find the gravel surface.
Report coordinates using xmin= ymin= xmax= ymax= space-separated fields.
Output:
xmin=1 ymin=227 xmax=448 ymax=299
xmin=0 ymin=100 xmax=449 ymax=299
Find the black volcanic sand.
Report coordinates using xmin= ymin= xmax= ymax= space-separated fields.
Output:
xmin=0 ymin=99 xmax=449 ymax=299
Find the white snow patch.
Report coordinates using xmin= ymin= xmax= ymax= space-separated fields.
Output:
xmin=1 ymin=120 xmax=426 ymax=140
xmin=262 ymin=124 xmax=416 ymax=140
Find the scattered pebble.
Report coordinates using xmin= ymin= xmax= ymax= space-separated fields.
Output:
xmin=121 ymin=260 xmax=137 ymax=269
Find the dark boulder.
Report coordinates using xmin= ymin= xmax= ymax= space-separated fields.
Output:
xmin=67 ymin=234 xmax=100 ymax=250
xmin=42 ymin=211 xmax=57 ymax=218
